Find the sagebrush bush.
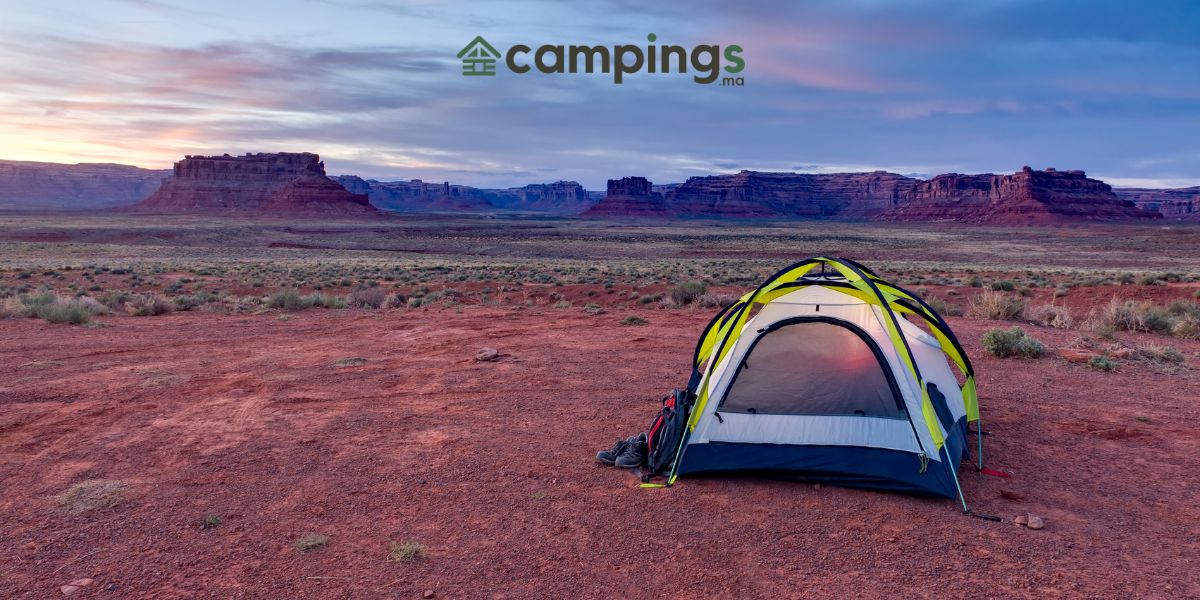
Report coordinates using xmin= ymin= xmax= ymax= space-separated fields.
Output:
xmin=969 ymin=290 xmax=1027 ymax=321
xmin=126 ymin=294 xmax=173 ymax=316
xmin=924 ymin=295 xmax=962 ymax=317
xmin=267 ymin=289 xmax=310 ymax=311
xmin=1098 ymin=298 xmax=1200 ymax=337
xmin=697 ymin=292 xmax=740 ymax=309
xmin=1027 ymin=304 xmax=1074 ymax=329
xmin=348 ymin=286 xmax=387 ymax=309
xmin=668 ymin=281 xmax=708 ymax=306
xmin=981 ymin=327 xmax=1045 ymax=358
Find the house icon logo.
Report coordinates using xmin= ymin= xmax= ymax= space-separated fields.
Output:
xmin=457 ymin=36 xmax=501 ymax=76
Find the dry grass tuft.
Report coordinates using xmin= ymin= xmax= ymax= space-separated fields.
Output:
xmin=388 ymin=540 xmax=428 ymax=563
xmin=969 ymin=290 xmax=1027 ymax=321
xmin=294 ymin=533 xmax=330 ymax=553
xmin=56 ymin=479 xmax=128 ymax=514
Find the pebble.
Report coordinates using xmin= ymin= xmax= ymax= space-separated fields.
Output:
xmin=423 ymin=590 xmax=436 ymax=599
xmin=1013 ymin=515 xmax=1028 ymax=526
xmin=474 ymin=348 xmax=500 ymax=362
xmin=1027 ymin=514 xmax=1045 ymax=530
xmin=60 ymin=579 xmax=93 ymax=595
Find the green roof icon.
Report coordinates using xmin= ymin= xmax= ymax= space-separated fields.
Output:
xmin=458 ymin=36 xmax=500 ymax=60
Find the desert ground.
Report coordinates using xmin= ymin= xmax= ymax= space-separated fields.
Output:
xmin=2 ymin=214 xmax=1199 ymax=598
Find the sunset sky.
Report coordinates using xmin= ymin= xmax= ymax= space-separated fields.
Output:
xmin=1 ymin=0 xmax=1198 ymax=189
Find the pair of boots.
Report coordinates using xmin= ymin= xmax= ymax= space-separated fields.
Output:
xmin=596 ymin=433 xmax=647 ymax=469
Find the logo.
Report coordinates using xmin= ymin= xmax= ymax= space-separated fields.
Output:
xmin=459 ymin=33 xmax=745 ymax=86
xmin=457 ymin=35 xmax=501 ymax=76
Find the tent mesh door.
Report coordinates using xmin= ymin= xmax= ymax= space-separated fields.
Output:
xmin=720 ymin=320 xmax=903 ymax=418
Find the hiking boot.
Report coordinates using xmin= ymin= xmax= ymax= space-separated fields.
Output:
xmin=614 ymin=432 xmax=648 ymax=469
xmin=595 ymin=436 xmax=630 ymax=465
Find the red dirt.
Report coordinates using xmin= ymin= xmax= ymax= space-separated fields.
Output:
xmin=2 ymin=308 xmax=1198 ymax=598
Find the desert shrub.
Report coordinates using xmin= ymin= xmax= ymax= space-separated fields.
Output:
xmin=126 ymin=294 xmax=173 ymax=316
xmin=267 ymin=289 xmax=311 ymax=311
xmin=553 ymin=300 xmax=572 ymax=309
xmin=294 ymin=533 xmax=330 ymax=553
xmin=989 ymin=280 xmax=1016 ymax=292
xmin=1172 ymin=317 xmax=1200 ymax=340
xmin=1137 ymin=274 xmax=1162 ymax=286
xmin=923 ymin=295 xmax=962 ymax=317
xmin=697 ymin=292 xmax=741 ymax=310
xmin=668 ymin=281 xmax=708 ymax=306
xmin=305 ymin=293 xmax=346 ymax=309
xmin=1088 ymin=355 xmax=1119 ymax=371
xmin=1099 ymin=299 xmax=1144 ymax=332
xmin=173 ymin=291 xmax=219 ymax=311
xmin=100 ymin=291 xmax=133 ymax=311
xmin=348 ymin=286 xmax=387 ymax=309
xmin=981 ymin=327 xmax=1045 ymax=358
xmin=1135 ymin=344 xmax=1185 ymax=364
xmin=384 ymin=293 xmax=408 ymax=309
xmin=388 ymin=540 xmax=427 ymax=563
xmin=1026 ymin=304 xmax=1074 ymax=329
xmin=969 ymin=290 xmax=1027 ymax=321
xmin=583 ymin=302 xmax=605 ymax=315
xmin=406 ymin=296 xmax=424 ymax=308
xmin=619 ymin=315 xmax=648 ymax=326
xmin=1166 ymin=301 xmax=1200 ymax=320
xmin=1098 ymin=298 xmax=1185 ymax=335
xmin=0 ymin=296 xmax=29 ymax=318
xmin=35 ymin=301 xmax=92 ymax=324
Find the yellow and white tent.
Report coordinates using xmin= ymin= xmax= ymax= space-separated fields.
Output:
xmin=659 ymin=257 xmax=980 ymax=507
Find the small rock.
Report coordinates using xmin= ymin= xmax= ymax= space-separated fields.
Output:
xmin=1026 ymin=514 xmax=1045 ymax=530
xmin=999 ymin=489 xmax=1025 ymax=501
xmin=68 ymin=579 xmax=93 ymax=587
xmin=423 ymin=590 xmax=436 ymax=599
xmin=1013 ymin=514 xmax=1028 ymax=526
xmin=1057 ymin=349 xmax=1099 ymax=364
xmin=105 ymin=583 xmax=119 ymax=592
xmin=474 ymin=348 xmax=500 ymax=362
xmin=60 ymin=586 xmax=80 ymax=596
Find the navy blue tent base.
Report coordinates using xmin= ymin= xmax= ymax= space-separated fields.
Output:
xmin=677 ymin=419 xmax=969 ymax=499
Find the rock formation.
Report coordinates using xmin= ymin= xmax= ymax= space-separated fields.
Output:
xmin=136 ymin=153 xmax=376 ymax=216
xmin=1114 ymin=187 xmax=1200 ymax=219
xmin=665 ymin=170 xmax=917 ymax=218
xmin=335 ymin=177 xmax=595 ymax=214
xmin=885 ymin=167 xmax=1157 ymax=224
xmin=0 ymin=160 xmax=169 ymax=210
xmin=333 ymin=176 xmax=489 ymax=212
xmin=582 ymin=177 xmax=670 ymax=217
xmin=484 ymin=181 xmax=593 ymax=213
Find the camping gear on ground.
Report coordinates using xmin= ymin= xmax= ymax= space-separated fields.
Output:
xmin=642 ymin=256 xmax=983 ymax=512
xmin=595 ymin=433 xmax=648 ymax=468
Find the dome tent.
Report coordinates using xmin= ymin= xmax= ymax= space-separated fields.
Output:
xmin=650 ymin=257 xmax=982 ymax=509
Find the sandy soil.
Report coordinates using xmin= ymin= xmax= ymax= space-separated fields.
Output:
xmin=1 ymin=307 xmax=1198 ymax=599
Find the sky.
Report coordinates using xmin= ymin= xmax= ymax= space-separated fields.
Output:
xmin=0 ymin=0 xmax=1198 ymax=189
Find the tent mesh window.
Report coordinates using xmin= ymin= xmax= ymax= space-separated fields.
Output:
xmin=720 ymin=321 xmax=903 ymax=418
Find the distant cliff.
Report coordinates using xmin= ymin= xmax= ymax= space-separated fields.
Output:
xmin=335 ymin=177 xmax=594 ymax=214
xmin=135 ymin=153 xmax=377 ymax=216
xmin=884 ymin=167 xmax=1157 ymax=224
xmin=582 ymin=177 xmax=670 ymax=217
xmin=665 ymin=170 xmax=917 ymax=218
xmin=585 ymin=168 xmax=1157 ymax=223
xmin=1114 ymin=186 xmax=1199 ymax=220
xmin=0 ymin=160 xmax=169 ymax=210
